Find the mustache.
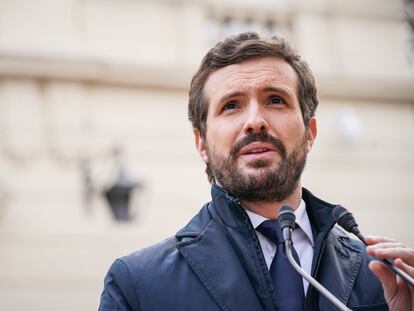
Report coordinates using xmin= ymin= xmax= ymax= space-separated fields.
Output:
xmin=230 ymin=132 xmax=287 ymax=159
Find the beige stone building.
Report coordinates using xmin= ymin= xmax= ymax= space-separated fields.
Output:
xmin=0 ymin=0 xmax=413 ymax=310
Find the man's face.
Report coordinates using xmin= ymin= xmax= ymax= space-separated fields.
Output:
xmin=194 ymin=56 xmax=317 ymax=202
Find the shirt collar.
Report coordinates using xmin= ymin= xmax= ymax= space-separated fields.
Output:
xmin=245 ymin=199 xmax=314 ymax=246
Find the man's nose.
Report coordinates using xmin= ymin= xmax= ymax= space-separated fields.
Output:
xmin=242 ymin=104 xmax=269 ymax=135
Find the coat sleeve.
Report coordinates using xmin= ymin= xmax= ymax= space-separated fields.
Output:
xmin=99 ymin=259 xmax=140 ymax=311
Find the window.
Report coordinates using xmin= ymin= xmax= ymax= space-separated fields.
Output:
xmin=204 ymin=13 xmax=290 ymax=47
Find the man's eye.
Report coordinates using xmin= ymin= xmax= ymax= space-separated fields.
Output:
xmin=222 ymin=102 xmax=237 ymax=111
xmin=269 ymin=96 xmax=283 ymax=105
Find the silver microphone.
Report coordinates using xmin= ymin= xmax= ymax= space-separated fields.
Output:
xmin=278 ymin=205 xmax=351 ymax=311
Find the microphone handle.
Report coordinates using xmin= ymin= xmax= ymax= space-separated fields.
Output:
xmin=381 ymin=258 xmax=414 ymax=287
xmin=285 ymin=240 xmax=352 ymax=311
xmin=356 ymin=233 xmax=414 ymax=287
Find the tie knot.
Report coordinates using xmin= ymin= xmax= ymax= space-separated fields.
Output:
xmin=257 ymin=219 xmax=284 ymax=245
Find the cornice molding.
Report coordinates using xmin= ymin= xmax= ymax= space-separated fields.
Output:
xmin=0 ymin=53 xmax=413 ymax=103
xmin=317 ymin=75 xmax=414 ymax=103
xmin=290 ymin=0 xmax=404 ymax=20
xmin=0 ymin=52 xmax=193 ymax=91
xmin=203 ymin=0 xmax=405 ymax=21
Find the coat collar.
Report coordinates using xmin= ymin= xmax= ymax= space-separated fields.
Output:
xmin=176 ymin=184 xmax=364 ymax=310
xmin=177 ymin=184 xmax=339 ymax=237
xmin=176 ymin=183 xmax=276 ymax=310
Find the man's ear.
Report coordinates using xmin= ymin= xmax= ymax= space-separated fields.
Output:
xmin=194 ymin=128 xmax=209 ymax=163
xmin=306 ymin=117 xmax=317 ymax=152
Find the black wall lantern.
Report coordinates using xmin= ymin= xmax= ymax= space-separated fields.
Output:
xmin=104 ymin=167 xmax=143 ymax=221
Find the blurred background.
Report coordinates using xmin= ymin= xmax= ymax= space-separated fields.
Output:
xmin=0 ymin=0 xmax=413 ymax=310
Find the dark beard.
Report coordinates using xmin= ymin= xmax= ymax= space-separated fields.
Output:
xmin=207 ymin=132 xmax=308 ymax=203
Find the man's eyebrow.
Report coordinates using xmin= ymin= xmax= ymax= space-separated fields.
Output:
xmin=216 ymin=86 xmax=293 ymax=104
xmin=217 ymin=91 xmax=244 ymax=104
xmin=262 ymin=86 xmax=293 ymax=97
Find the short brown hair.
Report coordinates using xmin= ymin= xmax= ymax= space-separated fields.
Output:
xmin=188 ymin=32 xmax=318 ymax=138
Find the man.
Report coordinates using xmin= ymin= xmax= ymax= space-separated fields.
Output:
xmin=99 ymin=33 xmax=414 ymax=310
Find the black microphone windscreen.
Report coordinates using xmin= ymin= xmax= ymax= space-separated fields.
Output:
xmin=278 ymin=205 xmax=296 ymax=230
xmin=332 ymin=205 xmax=358 ymax=233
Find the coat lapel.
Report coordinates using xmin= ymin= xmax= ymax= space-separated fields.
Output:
xmin=176 ymin=216 xmax=265 ymax=311
xmin=303 ymin=189 xmax=364 ymax=309
xmin=316 ymin=227 xmax=363 ymax=307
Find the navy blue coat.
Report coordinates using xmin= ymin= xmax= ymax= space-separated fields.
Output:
xmin=99 ymin=185 xmax=387 ymax=310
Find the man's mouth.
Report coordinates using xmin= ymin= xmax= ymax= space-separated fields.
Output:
xmin=230 ymin=132 xmax=287 ymax=160
xmin=239 ymin=142 xmax=276 ymax=157
xmin=246 ymin=148 xmax=270 ymax=154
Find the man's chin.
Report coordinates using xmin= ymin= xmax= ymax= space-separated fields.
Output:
xmin=236 ymin=166 xmax=276 ymax=183
xmin=239 ymin=159 xmax=278 ymax=171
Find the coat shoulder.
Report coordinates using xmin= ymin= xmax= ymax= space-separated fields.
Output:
xmin=120 ymin=202 xmax=214 ymax=272
xmin=100 ymin=237 xmax=178 ymax=309
xmin=120 ymin=236 xmax=180 ymax=275
xmin=99 ymin=203 xmax=218 ymax=311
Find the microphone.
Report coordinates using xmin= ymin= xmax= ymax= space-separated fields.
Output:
xmin=278 ymin=206 xmax=351 ymax=311
xmin=332 ymin=205 xmax=414 ymax=287
xmin=332 ymin=205 xmax=361 ymax=238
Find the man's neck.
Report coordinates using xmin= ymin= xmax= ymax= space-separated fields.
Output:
xmin=241 ymin=186 xmax=302 ymax=219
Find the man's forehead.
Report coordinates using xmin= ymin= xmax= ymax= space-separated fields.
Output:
xmin=203 ymin=56 xmax=298 ymax=101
